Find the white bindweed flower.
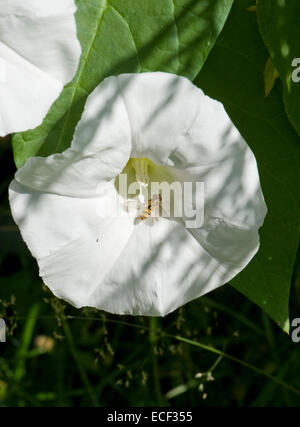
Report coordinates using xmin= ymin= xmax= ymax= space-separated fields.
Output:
xmin=9 ymin=72 xmax=267 ymax=316
xmin=0 ymin=0 xmax=81 ymax=136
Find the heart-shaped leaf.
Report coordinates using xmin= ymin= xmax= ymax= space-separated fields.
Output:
xmin=12 ymin=0 xmax=233 ymax=168
xmin=195 ymin=0 xmax=300 ymax=332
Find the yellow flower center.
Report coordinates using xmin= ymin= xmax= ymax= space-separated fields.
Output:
xmin=115 ymin=157 xmax=177 ymax=220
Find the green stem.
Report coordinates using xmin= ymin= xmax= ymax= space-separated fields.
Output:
xmin=169 ymin=334 xmax=300 ymax=398
xmin=61 ymin=317 xmax=98 ymax=406
xmin=14 ymin=303 xmax=40 ymax=382
xmin=149 ymin=318 xmax=165 ymax=406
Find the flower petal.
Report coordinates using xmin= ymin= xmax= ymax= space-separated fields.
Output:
xmin=0 ymin=0 xmax=81 ymax=136
xmin=168 ymin=95 xmax=267 ymax=229
xmin=0 ymin=0 xmax=80 ymax=83
xmin=13 ymin=76 xmax=132 ymax=197
xmin=38 ymin=216 xmax=134 ymax=308
xmin=0 ymin=45 xmax=62 ymax=137
xmin=117 ymin=72 xmax=202 ymax=164
xmin=71 ymin=75 xmax=132 ymax=160
xmin=86 ymin=218 xmax=259 ymax=316
xmin=10 ymin=174 xmax=261 ymax=315
xmin=10 ymin=173 xmax=134 ymax=309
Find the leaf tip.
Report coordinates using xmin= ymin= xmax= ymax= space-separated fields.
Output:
xmin=263 ymin=56 xmax=279 ymax=97
xmin=246 ymin=5 xmax=257 ymax=13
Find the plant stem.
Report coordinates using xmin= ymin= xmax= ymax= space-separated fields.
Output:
xmin=14 ymin=303 xmax=40 ymax=382
xmin=61 ymin=317 xmax=98 ymax=406
xmin=149 ymin=317 xmax=165 ymax=406
xmin=169 ymin=334 xmax=300 ymax=398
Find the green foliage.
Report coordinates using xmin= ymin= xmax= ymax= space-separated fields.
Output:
xmin=12 ymin=0 xmax=233 ymax=167
xmin=195 ymin=0 xmax=300 ymax=331
xmin=257 ymin=0 xmax=300 ymax=136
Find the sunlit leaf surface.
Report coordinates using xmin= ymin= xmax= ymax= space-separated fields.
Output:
xmin=12 ymin=0 xmax=233 ymax=167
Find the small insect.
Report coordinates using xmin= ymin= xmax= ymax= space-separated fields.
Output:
xmin=140 ymin=193 xmax=162 ymax=221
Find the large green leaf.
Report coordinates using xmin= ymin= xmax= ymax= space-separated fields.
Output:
xmin=195 ymin=0 xmax=300 ymax=332
xmin=12 ymin=0 xmax=233 ymax=168
xmin=257 ymin=0 xmax=300 ymax=137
